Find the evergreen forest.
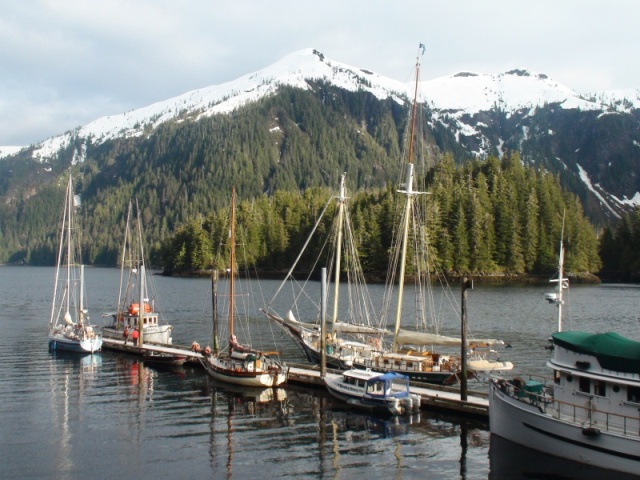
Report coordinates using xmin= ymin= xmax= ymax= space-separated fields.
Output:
xmin=0 ymin=81 xmax=633 ymax=281
xmin=161 ymin=152 xmax=602 ymax=280
xmin=598 ymin=206 xmax=640 ymax=282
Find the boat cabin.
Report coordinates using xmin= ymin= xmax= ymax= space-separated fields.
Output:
xmin=549 ymin=331 xmax=640 ymax=435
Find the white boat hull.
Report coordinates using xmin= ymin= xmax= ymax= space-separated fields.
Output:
xmin=200 ymin=356 xmax=287 ymax=388
xmin=489 ymin=381 xmax=640 ymax=476
xmin=49 ymin=332 xmax=102 ymax=353
xmin=468 ymin=359 xmax=514 ymax=372
xmin=324 ymin=370 xmax=421 ymax=416
xmin=102 ymin=324 xmax=172 ymax=345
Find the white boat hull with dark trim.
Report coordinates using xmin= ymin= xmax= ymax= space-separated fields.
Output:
xmin=490 ymin=376 xmax=640 ymax=475
xmin=48 ymin=331 xmax=102 ymax=353
xmin=325 ymin=368 xmax=421 ymax=416
xmin=352 ymin=351 xmax=460 ymax=384
xmin=200 ymin=350 xmax=287 ymax=388
xmin=489 ymin=331 xmax=640 ymax=476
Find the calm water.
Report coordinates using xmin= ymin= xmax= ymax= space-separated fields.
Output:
xmin=1 ymin=266 xmax=639 ymax=479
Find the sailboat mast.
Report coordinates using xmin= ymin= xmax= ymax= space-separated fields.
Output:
xmin=79 ymin=265 xmax=84 ymax=326
xmin=556 ymin=215 xmax=567 ymax=332
xmin=331 ymin=174 xmax=347 ymax=330
xmin=136 ymin=199 xmax=145 ymax=346
xmin=392 ymin=49 xmax=422 ymax=353
xmin=50 ymin=176 xmax=70 ymax=328
xmin=212 ymin=269 xmax=219 ymax=353
xmin=66 ymin=175 xmax=72 ymax=320
xmin=116 ymin=200 xmax=133 ymax=329
xmin=139 ymin=261 xmax=145 ymax=346
xmin=229 ymin=188 xmax=236 ymax=341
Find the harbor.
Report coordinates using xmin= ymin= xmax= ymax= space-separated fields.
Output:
xmin=102 ymin=337 xmax=490 ymax=417
xmin=4 ymin=267 xmax=640 ymax=478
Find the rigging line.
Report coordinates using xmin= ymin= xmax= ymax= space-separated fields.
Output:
xmin=267 ymin=192 xmax=335 ymax=308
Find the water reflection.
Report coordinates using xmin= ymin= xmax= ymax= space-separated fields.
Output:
xmin=48 ymin=352 xmax=102 ymax=478
xmin=489 ymin=435 xmax=640 ymax=480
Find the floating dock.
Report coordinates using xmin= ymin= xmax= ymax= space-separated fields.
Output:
xmin=101 ymin=340 xmax=488 ymax=418
xmin=101 ymin=337 xmax=204 ymax=363
xmin=287 ymin=363 xmax=488 ymax=418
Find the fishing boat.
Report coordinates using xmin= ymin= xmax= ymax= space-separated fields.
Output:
xmin=200 ymin=188 xmax=288 ymax=388
xmin=48 ymin=174 xmax=103 ymax=353
xmin=102 ymin=199 xmax=173 ymax=346
xmin=350 ymin=46 xmax=508 ymax=383
xmin=489 ymin=226 xmax=640 ymax=476
xmin=262 ymin=174 xmax=388 ymax=369
xmin=324 ymin=368 xmax=421 ymax=416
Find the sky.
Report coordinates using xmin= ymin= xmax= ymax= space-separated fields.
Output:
xmin=1 ymin=0 xmax=638 ymax=147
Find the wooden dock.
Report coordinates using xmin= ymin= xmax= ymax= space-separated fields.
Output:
xmin=286 ymin=363 xmax=488 ymax=418
xmin=101 ymin=337 xmax=205 ymax=363
xmin=100 ymin=341 xmax=488 ymax=418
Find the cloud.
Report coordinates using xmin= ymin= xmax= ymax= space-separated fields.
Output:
xmin=1 ymin=0 xmax=639 ymax=146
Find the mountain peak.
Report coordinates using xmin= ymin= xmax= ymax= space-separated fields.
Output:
xmin=4 ymin=49 xmax=639 ymax=162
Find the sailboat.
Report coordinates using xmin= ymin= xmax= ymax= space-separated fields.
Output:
xmin=200 ymin=188 xmax=288 ymax=387
xmin=350 ymin=46 xmax=508 ymax=382
xmin=489 ymin=220 xmax=640 ymax=477
xmin=102 ymin=199 xmax=173 ymax=345
xmin=262 ymin=174 xmax=388 ymax=369
xmin=48 ymin=174 xmax=103 ymax=353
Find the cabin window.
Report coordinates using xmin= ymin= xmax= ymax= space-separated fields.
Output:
xmin=554 ymin=370 xmax=560 ymax=384
xmin=578 ymin=377 xmax=590 ymax=394
xmin=627 ymin=386 xmax=640 ymax=403
xmin=593 ymin=380 xmax=606 ymax=397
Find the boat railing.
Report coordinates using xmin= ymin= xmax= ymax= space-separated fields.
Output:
xmin=553 ymin=398 xmax=640 ymax=437
xmin=495 ymin=378 xmax=640 ymax=437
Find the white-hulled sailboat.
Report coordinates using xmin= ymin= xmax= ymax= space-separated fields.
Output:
xmin=200 ymin=188 xmax=288 ymax=387
xmin=48 ymin=174 xmax=102 ymax=353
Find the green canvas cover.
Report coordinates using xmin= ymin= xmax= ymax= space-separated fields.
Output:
xmin=552 ymin=331 xmax=640 ymax=373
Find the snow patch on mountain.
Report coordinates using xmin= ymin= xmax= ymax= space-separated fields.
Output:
xmin=576 ymin=163 xmax=621 ymax=218
xmin=2 ymin=48 xmax=639 ymax=163
xmin=0 ymin=146 xmax=24 ymax=159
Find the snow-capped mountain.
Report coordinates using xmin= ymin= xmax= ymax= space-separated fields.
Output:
xmin=3 ymin=48 xmax=639 ymax=221
xmin=9 ymin=48 xmax=638 ymax=161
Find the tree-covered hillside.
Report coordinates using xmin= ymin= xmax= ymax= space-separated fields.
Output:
xmin=162 ymin=153 xmax=601 ymax=279
xmin=0 ymin=83 xmax=619 ymax=280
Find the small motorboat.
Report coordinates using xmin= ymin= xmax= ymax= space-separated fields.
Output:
xmin=324 ymin=368 xmax=421 ymax=416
